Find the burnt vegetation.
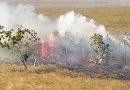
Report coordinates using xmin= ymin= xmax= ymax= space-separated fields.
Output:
xmin=0 ymin=25 xmax=130 ymax=80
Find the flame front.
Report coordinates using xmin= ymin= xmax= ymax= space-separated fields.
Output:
xmin=40 ymin=33 xmax=55 ymax=59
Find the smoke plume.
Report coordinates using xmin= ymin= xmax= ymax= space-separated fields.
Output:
xmin=0 ymin=2 xmax=130 ymax=64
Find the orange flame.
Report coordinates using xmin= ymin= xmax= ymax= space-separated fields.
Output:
xmin=40 ymin=33 xmax=55 ymax=59
xmin=41 ymin=38 xmax=46 ymax=57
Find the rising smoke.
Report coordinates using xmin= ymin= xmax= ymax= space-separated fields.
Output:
xmin=0 ymin=2 xmax=130 ymax=64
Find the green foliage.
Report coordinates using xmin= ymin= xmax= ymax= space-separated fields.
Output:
xmin=90 ymin=33 xmax=104 ymax=52
xmin=90 ymin=33 xmax=112 ymax=65
xmin=23 ymin=53 xmax=29 ymax=62
xmin=0 ymin=25 xmax=39 ymax=62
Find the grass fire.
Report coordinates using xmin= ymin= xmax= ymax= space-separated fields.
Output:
xmin=0 ymin=1 xmax=130 ymax=90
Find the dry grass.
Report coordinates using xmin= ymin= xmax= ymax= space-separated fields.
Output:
xmin=36 ymin=7 xmax=130 ymax=35
xmin=0 ymin=7 xmax=130 ymax=90
xmin=0 ymin=64 xmax=130 ymax=90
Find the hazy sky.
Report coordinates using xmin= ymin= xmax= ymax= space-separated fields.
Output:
xmin=0 ymin=0 xmax=130 ymax=8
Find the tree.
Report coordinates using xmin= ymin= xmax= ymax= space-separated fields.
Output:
xmin=90 ymin=33 xmax=112 ymax=65
xmin=61 ymin=46 xmax=68 ymax=65
xmin=0 ymin=25 xmax=39 ymax=70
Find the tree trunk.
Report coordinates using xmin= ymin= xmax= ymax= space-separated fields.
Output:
xmin=33 ymin=56 xmax=39 ymax=67
xmin=22 ymin=61 xmax=27 ymax=70
xmin=106 ymin=56 xmax=109 ymax=65
xmin=123 ymin=43 xmax=127 ymax=66
xmin=65 ymin=52 xmax=67 ymax=65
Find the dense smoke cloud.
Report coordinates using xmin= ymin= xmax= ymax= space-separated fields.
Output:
xmin=57 ymin=11 xmax=108 ymax=40
xmin=0 ymin=2 xmax=108 ymax=43
xmin=0 ymin=2 xmax=130 ymax=63
xmin=0 ymin=2 xmax=56 ymax=39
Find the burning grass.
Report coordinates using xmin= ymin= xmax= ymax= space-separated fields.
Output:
xmin=0 ymin=64 xmax=130 ymax=90
xmin=0 ymin=5 xmax=130 ymax=90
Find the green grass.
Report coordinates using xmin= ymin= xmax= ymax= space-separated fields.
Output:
xmin=36 ymin=7 xmax=130 ymax=35
xmin=0 ymin=64 xmax=130 ymax=90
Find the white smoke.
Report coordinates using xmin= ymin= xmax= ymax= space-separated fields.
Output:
xmin=0 ymin=2 xmax=56 ymax=39
xmin=57 ymin=11 xmax=108 ymax=40
xmin=0 ymin=2 xmax=108 ymax=44
xmin=0 ymin=2 xmax=130 ymax=63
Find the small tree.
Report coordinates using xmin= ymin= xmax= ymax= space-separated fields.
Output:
xmin=53 ymin=31 xmax=69 ymax=65
xmin=90 ymin=33 xmax=112 ymax=65
xmin=0 ymin=25 xmax=39 ymax=70
xmin=61 ymin=46 xmax=68 ymax=65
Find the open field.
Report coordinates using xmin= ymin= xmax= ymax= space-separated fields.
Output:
xmin=0 ymin=64 xmax=130 ymax=90
xmin=37 ymin=7 xmax=130 ymax=35
xmin=0 ymin=3 xmax=130 ymax=89
xmin=7 ymin=0 xmax=130 ymax=8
